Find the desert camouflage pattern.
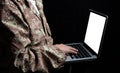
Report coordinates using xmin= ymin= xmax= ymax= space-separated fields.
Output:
xmin=0 ymin=0 xmax=66 ymax=73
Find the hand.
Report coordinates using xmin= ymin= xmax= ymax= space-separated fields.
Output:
xmin=54 ymin=44 xmax=78 ymax=55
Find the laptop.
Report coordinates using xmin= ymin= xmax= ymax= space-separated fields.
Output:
xmin=65 ymin=9 xmax=108 ymax=63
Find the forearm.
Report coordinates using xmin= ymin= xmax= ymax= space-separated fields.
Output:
xmin=13 ymin=41 xmax=66 ymax=73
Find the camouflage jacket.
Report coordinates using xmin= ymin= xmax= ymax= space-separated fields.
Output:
xmin=0 ymin=0 xmax=66 ymax=73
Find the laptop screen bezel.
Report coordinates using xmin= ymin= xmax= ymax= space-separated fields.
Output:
xmin=83 ymin=9 xmax=108 ymax=58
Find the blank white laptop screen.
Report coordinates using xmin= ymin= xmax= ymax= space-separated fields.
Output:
xmin=84 ymin=12 xmax=106 ymax=54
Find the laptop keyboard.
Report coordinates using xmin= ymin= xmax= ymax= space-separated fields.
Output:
xmin=69 ymin=44 xmax=91 ymax=59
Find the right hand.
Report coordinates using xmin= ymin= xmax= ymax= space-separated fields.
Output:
xmin=54 ymin=44 xmax=78 ymax=55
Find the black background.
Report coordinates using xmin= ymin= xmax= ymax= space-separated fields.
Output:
xmin=43 ymin=0 xmax=119 ymax=73
xmin=0 ymin=0 xmax=119 ymax=73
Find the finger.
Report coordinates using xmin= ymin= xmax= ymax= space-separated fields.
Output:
xmin=67 ymin=46 xmax=78 ymax=51
xmin=70 ymin=47 xmax=78 ymax=52
xmin=68 ymin=49 xmax=78 ymax=54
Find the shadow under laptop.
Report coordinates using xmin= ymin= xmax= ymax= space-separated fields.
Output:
xmin=51 ymin=58 xmax=100 ymax=73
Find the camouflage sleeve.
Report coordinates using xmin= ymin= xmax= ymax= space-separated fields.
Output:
xmin=0 ymin=1 xmax=66 ymax=73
